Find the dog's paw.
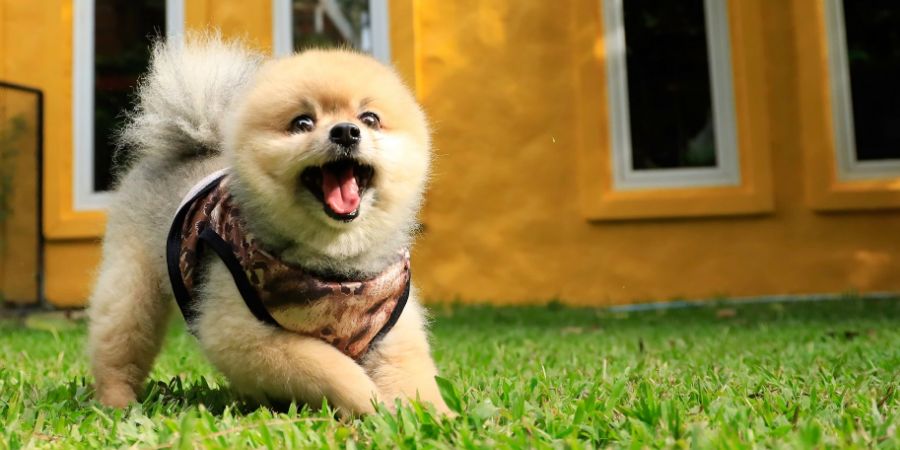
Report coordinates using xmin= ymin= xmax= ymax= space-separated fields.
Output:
xmin=96 ymin=383 xmax=137 ymax=408
xmin=433 ymin=402 xmax=458 ymax=418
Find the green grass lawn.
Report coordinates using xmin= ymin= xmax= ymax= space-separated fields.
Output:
xmin=1 ymin=297 xmax=899 ymax=449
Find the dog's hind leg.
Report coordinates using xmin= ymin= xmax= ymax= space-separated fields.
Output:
xmin=87 ymin=237 xmax=170 ymax=408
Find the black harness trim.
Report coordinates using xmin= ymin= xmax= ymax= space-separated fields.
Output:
xmin=165 ymin=174 xmax=226 ymax=326
xmin=197 ymin=227 xmax=279 ymax=327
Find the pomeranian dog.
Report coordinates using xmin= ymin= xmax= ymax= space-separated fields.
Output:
xmin=86 ymin=35 xmax=449 ymax=416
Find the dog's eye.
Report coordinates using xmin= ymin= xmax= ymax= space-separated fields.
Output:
xmin=359 ymin=112 xmax=381 ymax=130
xmin=290 ymin=115 xmax=315 ymax=133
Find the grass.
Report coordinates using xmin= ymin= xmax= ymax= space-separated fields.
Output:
xmin=1 ymin=297 xmax=900 ymax=449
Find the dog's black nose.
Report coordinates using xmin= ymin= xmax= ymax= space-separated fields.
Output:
xmin=329 ymin=123 xmax=361 ymax=147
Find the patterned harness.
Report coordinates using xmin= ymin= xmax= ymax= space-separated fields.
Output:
xmin=166 ymin=170 xmax=410 ymax=360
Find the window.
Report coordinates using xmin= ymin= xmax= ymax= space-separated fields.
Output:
xmin=574 ymin=1 xmax=771 ymax=220
xmin=602 ymin=0 xmax=739 ymax=190
xmin=272 ymin=0 xmax=390 ymax=63
xmin=825 ymin=0 xmax=900 ymax=180
xmin=73 ymin=0 xmax=184 ymax=210
xmin=795 ymin=0 xmax=900 ymax=211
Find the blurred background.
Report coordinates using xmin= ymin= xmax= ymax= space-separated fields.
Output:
xmin=1 ymin=0 xmax=899 ymax=309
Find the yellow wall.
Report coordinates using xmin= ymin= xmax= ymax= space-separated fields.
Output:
xmin=1 ymin=0 xmax=86 ymax=306
xmin=2 ymin=0 xmax=899 ymax=307
xmin=409 ymin=0 xmax=900 ymax=305
xmin=186 ymin=0 xmax=272 ymax=52
xmin=0 ymin=0 xmax=273 ymax=306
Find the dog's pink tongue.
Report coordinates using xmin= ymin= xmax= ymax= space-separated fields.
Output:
xmin=322 ymin=165 xmax=360 ymax=214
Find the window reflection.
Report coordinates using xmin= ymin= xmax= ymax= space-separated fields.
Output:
xmin=843 ymin=1 xmax=900 ymax=162
xmin=623 ymin=0 xmax=717 ymax=170
xmin=93 ymin=0 xmax=164 ymax=191
xmin=291 ymin=0 xmax=373 ymax=52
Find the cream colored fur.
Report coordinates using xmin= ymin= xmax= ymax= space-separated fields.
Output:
xmin=87 ymin=35 xmax=449 ymax=416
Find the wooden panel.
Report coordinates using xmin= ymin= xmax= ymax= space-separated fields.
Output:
xmin=0 ymin=89 xmax=40 ymax=304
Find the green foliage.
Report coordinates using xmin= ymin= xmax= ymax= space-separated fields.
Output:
xmin=1 ymin=297 xmax=899 ymax=448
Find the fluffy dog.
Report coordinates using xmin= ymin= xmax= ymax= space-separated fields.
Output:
xmin=86 ymin=36 xmax=449 ymax=416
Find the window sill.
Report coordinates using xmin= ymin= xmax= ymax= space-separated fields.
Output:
xmin=806 ymin=175 xmax=900 ymax=212
xmin=580 ymin=185 xmax=773 ymax=221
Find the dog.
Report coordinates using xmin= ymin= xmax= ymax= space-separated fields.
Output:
xmin=86 ymin=35 xmax=449 ymax=416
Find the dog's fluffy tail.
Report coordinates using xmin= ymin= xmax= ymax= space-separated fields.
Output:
xmin=118 ymin=34 xmax=263 ymax=164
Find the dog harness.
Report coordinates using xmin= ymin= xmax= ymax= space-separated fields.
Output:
xmin=166 ymin=170 xmax=410 ymax=360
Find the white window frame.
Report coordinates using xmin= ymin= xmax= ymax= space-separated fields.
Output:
xmin=272 ymin=0 xmax=391 ymax=64
xmin=602 ymin=0 xmax=740 ymax=191
xmin=73 ymin=0 xmax=184 ymax=211
xmin=824 ymin=0 xmax=900 ymax=181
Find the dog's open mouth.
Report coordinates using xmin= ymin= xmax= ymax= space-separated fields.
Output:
xmin=300 ymin=159 xmax=375 ymax=222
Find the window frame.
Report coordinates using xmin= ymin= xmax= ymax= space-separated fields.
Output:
xmin=574 ymin=0 xmax=772 ymax=220
xmin=72 ymin=0 xmax=185 ymax=211
xmin=603 ymin=0 xmax=741 ymax=191
xmin=797 ymin=0 xmax=900 ymax=211
xmin=824 ymin=0 xmax=900 ymax=181
xmin=272 ymin=0 xmax=391 ymax=64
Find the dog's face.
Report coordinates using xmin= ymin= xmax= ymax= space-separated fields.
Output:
xmin=226 ymin=50 xmax=430 ymax=262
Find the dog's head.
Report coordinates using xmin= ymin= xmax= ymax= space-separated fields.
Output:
xmin=225 ymin=50 xmax=430 ymax=266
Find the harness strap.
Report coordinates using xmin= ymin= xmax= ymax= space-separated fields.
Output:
xmin=198 ymin=227 xmax=279 ymax=326
xmin=166 ymin=173 xmax=227 ymax=326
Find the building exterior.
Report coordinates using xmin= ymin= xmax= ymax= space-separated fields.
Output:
xmin=1 ymin=0 xmax=899 ymax=308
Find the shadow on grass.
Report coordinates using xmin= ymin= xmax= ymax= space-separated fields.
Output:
xmin=34 ymin=374 xmax=313 ymax=418
xmin=139 ymin=376 xmax=316 ymax=416
xmin=139 ymin=376 xmax=257 ymax=415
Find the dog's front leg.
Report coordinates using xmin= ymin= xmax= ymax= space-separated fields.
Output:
xmin=195 ymin=261 xmax=383 ymax=416
xmin=363 ymin=296 xmax=452 ymax=414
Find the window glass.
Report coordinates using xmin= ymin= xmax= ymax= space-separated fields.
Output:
xmin=291 ymin=0 xmax=373 ymax=52
xmin=623 ymin=0 xmax=717 ymax=170
xmin=843 ymin=1 xmax=900 ymax=161
xmin=93 ymin=0 xmax=164 ymax=191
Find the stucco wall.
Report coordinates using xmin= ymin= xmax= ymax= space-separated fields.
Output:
xmin=3 ymin=0 xmax=898 ymax=307
xmin=408 ymin=0 xmax=900 ymax=305
xmin=0 ymin=0 xmax=273 ymax=307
